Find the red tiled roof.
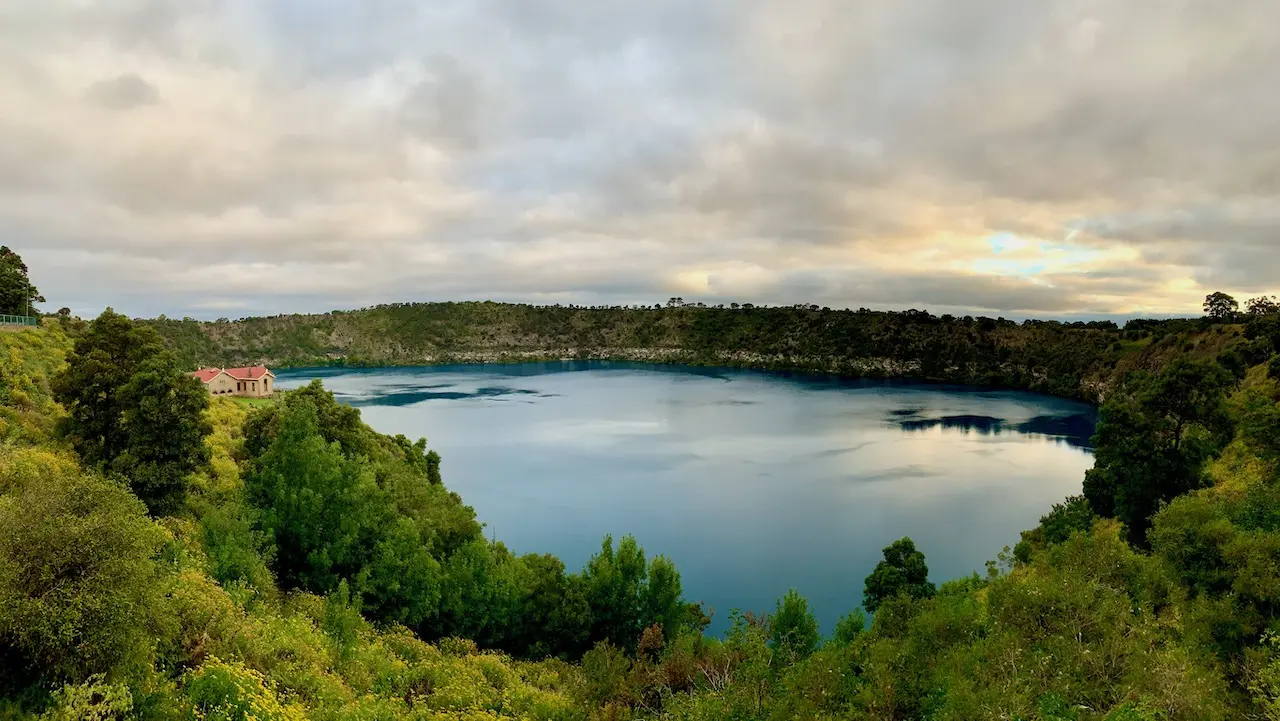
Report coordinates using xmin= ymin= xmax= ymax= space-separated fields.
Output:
xmin=225 ymin=366 xmax=273 ymax=380
xmin=191 ymin=368 xmax=226 ymax=383
xmin=191 ymin=366 xmax=273 ymax=383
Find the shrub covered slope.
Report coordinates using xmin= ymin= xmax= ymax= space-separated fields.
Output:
xmin=3 ymin=297 xmax=1280 ymax=719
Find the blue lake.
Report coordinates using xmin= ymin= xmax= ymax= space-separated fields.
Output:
xmin=277 ymin=362 xmax=1096 ymax=635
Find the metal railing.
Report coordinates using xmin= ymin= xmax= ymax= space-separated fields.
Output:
xmin=0 ymin=315 xmax=39 ymax=327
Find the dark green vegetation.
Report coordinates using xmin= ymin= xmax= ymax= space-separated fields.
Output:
xmin=52 ymin=310 xmax=212 ymax=514
xmin=861 ymin=538 xmax=937 ymax=613
xmin=1082 ymin=358 xmax=1234 ymax=546
xmin=0 ymin=247 xmax=42 ymax=318
xmin=146 ymin=300 xmax=1243 ymax=403
xmin=3 ymin=289 xmax=1280 ymax=719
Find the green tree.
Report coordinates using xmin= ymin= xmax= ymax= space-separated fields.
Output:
xmin=39 ymin=675 xmax=135 ymax=720
xmin=243 ymin=379 xmax=371 ymax=459
xmin=1016 ymin=494 xmax=1100 ymax=563
xmin=199 ymin=499 xmax=274 ymax=595
xmin=245 ymin=396 xmax=388 ymax=593
xmin=1249 ymin=634 xmax=1280 ymax=720
xmin=583 ymin=534 xmax=688 ymax=652
xmin=52 ymin=310 xmax=210 ymax=514
xmin=357 ymin=517 xmax=441 ymax=627
xmin=830 ymin=610 xmax=866 ymax=646
xmin=1084 ymin=359 xmax=1233 ymax=545
xmin=642 ymin=555 xmax=686 ymax=642
xmin=1246 ymin=295 xmax=1279 ymax=317
xmin=0 ymin=246 xmax=43 ymax=317
xmin=111 ymin=356 xmax=212 ymax=514
xmin=577 ymin=641 xmax=633 ymax=710
xmin=584 ymin=535 xmax=648 ymax=651
xmin=514 ymin=554 xmax=592 ymax=659
xmin=1245 ymin=314 xmax=1280 ymax=354
xmin=0 ymin=449 xmax=167 ymax=684
xmin=430 ymin=539 xmax=525 ymax=648
xmin=1203 ymin=292 xmax=1239 ymax=321
xmin=770 ymin=589 xmax=819 ymax=661
xmin=863 ymin=537 xmax=936 ymax=613
xmin=1238 ymin=388 xmax=1280 ymax=465
xmin=1040 ymin=495 xmax=1097 ymax=545
xmin=52 ymin=309 xmax=164 ymax=466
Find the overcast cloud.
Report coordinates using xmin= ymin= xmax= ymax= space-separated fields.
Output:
xmin=3 ymin=0 xmax=1278 ymax=319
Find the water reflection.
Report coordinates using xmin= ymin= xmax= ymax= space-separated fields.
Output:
xmin=895 ymin=412 xmax=1097 ymax=449
xmin=277 ymin=362 xmax=1096 ymax=635
xmin=345 ymin=385 xmax=546 ymax=407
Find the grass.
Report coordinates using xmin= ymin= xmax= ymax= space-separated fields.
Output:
xmin=231 ymin=396 xmax=277 ymax=410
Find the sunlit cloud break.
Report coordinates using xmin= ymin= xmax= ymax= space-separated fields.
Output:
xmin=2 ymin=0 xmax=1278 ymax=319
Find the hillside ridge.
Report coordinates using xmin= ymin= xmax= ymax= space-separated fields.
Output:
xmin=145 ymin=301 xmax=1244 ymax=402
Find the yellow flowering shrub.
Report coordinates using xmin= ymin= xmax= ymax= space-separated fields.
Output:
xmin=185 ymin=657 xmax=308 ymax=721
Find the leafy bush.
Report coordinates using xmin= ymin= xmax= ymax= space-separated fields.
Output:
xmin=0 ymin=448 xmax=168 ymax=683
xmin=862 ymin=537 xmax=936 ymax=613
xmin=769 ymin=589 xmax=819 ymax=662
xmin=39 ymin=675 xmax=134 ymax=721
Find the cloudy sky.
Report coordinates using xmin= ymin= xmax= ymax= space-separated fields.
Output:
xmin=3 ymin=1 xmax=1278 ymax=320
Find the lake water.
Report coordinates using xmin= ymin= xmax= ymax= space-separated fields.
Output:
xmin=276 ymin=362 xmax=1096 ymax=635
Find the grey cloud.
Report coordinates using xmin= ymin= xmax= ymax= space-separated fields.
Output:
xmin=756 ymin=270 xmax=1085 ymax=315
xmin=400 ymin=56 xmax=484 ymax=149
xmin=1074 ymin=204 xmax=1280 ymax=290
xmin=30 ymin=245 xmax=1089 ymax=321
xmin=87 ymin=74 xmax=160 ymax=109
xmin=3 ymin=0 xmax=1280 ymax=318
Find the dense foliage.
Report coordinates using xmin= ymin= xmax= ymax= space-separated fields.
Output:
xmin=51 ymin=310 xmax=211 ymax=514
xmin=1083 ymin=358 xmax=1234 ymax=545
xmin=861 ymin=537 xmax=936 ymax=613
xmin=0 ymin=247 xmax=42 ymax=318
xmin=145 ymin=300 xmax=1247 ymax=403
xmin=4 ymin=289 xmax=1280 ymax=719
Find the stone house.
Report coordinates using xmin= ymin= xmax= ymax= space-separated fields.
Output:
xmin=192 ymin=366 xmax=276 ymax=398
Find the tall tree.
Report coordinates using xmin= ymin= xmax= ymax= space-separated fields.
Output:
xmin=1245 ymin=314 xmax=1280 ymax=354
xmin=1246 ymin=295 xmax=1279 ymax=317
xmin=769 ymin=589 xmax=819 ymax=661
xmin=52 ymin=309 xmax=165 ymax=466
xmin=51 ymin=309 xmax=210 ymax=513
xmin=0 ymin=246 xmax=44 ymax=317
xmin=582 ymin=535 xmax=689 ymax=652
xmin=514 ymin=554 xmax=592 ymax=659
xmin=245 ymin=396 xmax=389 ymax=592
xmin=584 ymin=535 xmax=648 ymax=651
xmin=1084 ymin=358 xmax=1233 ymax=545
xmin=1203 ymin=292 xmax=1240 ymax=321
xmin=112 ymin=355 xmax=212 ymax=515
xmin=641 ymin=555 xmax=686 ymax=643
xmin=863 ymin=537 xmax=936 ymax=613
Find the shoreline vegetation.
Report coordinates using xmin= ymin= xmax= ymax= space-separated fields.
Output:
xmin=5 ymin=282 xmax=1280 ymax=718
xmin=142 ymin=301 xmax=1251 ymax=405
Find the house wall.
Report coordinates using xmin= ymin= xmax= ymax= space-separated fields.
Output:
xmin=236 ymin=375 xmax=275 ymax=397
xmin=205 ymin=374 xmax=237 ymax=396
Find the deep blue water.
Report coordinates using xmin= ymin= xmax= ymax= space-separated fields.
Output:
xmin=277 ymin=362 xmax=1096 ymax=635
